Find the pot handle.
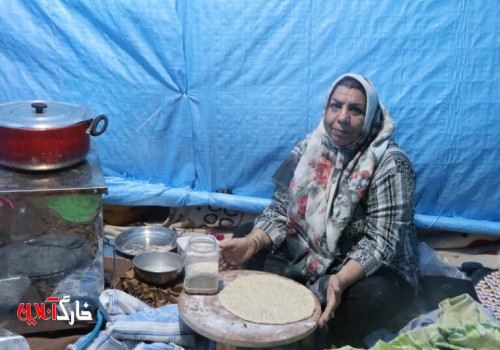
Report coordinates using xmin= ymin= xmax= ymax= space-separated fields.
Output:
xmin=87 ymin=114 xmax=108 ymax=136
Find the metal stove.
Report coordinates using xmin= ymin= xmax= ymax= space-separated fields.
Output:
xmin=0 ymin=145 xmax=107 ymax=334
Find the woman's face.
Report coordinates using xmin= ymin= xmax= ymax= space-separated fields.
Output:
xmin=324 ymin=86 xmax=366 ymax=147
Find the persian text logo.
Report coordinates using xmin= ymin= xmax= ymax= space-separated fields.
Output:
xmin=17 ymin=296 xmax=93 ymax=326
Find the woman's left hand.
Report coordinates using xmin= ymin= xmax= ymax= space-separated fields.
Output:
xmin=318 ymin=274 xmax=344 ymax=327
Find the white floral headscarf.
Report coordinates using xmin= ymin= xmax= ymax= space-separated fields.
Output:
xmin=286 ymin=73 xmax=394 ymax=252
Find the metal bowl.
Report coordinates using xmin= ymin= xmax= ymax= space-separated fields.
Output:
xmin=133 ymin=251 xmax=184 ymax=286
xmin=114 ymin=226 xmax=179 ymax=258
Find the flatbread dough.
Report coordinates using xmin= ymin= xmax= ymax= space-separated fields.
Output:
xmin=218 ymin=274 xmax=316 ymax=325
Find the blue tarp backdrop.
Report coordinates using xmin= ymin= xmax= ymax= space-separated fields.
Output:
xmin=0 ymin=1 xmax=498 ymax=235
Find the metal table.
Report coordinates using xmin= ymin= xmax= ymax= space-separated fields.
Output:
xmin=0 ymin=145 xmax=107 ymax=335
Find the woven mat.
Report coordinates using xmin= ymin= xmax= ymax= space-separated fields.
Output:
xmin=474 ymin=270 xmax=500 ymax=321
xmin=112 ymin=268 xmax=183 ymax=307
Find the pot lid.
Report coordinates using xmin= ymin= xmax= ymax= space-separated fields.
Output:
xmin=0 ymin=100 xmax=92 ymax=129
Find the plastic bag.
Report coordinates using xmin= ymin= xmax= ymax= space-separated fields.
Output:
xmin=418 ymin=242 xmax=469 ymax=280
xmin=0 ymin=329 xmax=30 ymax=350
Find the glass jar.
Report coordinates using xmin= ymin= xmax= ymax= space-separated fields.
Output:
xmin=183 ymin=235 xmax=219 ymax=294
xmin=9 ymin=206 xmax=33 ymax=242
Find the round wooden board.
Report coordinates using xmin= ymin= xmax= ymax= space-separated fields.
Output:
xmin=177 ymin=269 xmax=321 ymax=348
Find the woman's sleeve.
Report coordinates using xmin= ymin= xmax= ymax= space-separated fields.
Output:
xmin=346 ymin=150 xmax=416 ymax=276
xmin=253 ymin=184 xmax=289 ymax=250
xmin=254 ymin=138 xmax=308 ymax=250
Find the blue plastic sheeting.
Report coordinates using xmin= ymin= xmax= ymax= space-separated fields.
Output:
xmin=0 ymin=1 xmax=499 ymax=235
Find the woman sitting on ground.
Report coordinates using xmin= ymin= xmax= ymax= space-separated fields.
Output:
xmin=219 ymin=73 xmax=419 ymax=347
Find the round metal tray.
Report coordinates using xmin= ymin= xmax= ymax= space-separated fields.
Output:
xmin=114 ymin=226 xmax=179 ymax=258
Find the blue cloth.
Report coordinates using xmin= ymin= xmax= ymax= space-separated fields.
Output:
xmin=67 ymin=289 xmax=208 ymax=350
xmin=0 ymin=1 xmax=499 ymax=236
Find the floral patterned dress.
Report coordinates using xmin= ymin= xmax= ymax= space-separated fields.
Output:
xmin=254 ymin=144 xmax=419 ymax=289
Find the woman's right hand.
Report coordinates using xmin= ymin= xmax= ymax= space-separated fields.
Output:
xmin=218 ymin=237 xmax=257 ymax=271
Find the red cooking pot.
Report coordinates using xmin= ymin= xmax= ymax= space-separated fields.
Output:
xmin=0 ymin=100 xmax=108 ymax=171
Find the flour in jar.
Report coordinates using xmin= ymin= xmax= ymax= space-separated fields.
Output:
xmin=184 ymin=261 xmax=219 ymax=294
xmin=218 ymin=274 xmax=316 ymax=325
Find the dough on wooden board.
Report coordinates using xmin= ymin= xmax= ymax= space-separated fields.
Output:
xmin=218 ymin=274 xmax=316 ymax=324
